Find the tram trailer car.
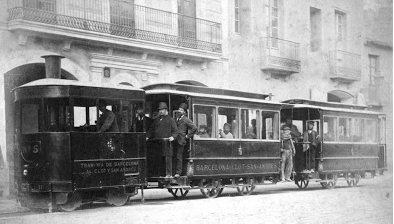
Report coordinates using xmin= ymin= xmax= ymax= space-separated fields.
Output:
xmin=143 ymin=83 xmax=283 ymax=198
xmin=13 ymin=56 xmax=147 ymax=212
xmin=282 ymin=99 xmax=387 ymax=189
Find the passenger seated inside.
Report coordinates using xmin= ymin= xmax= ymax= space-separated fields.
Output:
xmin=97 ymin=100 xmax=119 ymax=132
xmin=245 ymin=126 xmax=256 ymax=139
xmin=195 ymin=125 xmax=210 ymax=138
xmin=219 ymin=123 xmax=233 ymax=139
xmin=324 ymin=132 xmax=335 ymax=141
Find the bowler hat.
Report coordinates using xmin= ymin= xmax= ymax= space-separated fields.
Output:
xmin=179 ymin=103 xmax=188 ymax=110
xmin=307 ymin=121 xmax=314 ymax=125
xmin=158 ymin=102 xmax=168 ymax=110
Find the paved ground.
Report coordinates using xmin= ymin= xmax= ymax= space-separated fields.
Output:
xmin=0 ymin=173 xmax=392 ymax=224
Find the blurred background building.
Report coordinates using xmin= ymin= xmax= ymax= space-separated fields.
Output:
xmin=0 ymin=0 xmax=392 ymax=197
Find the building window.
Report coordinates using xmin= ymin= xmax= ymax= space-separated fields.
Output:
xmin=266 ymin=0 xmax=279 ymax=47
xmin=310 ymin=7 xmax=322 ymax=52
xmin=235 ymin=0 xmax=240 ymax=33
xmin=335 ymin=10 xmax=347 ymax=49
xmin=369 ymin=55 xmax=379 ymax=85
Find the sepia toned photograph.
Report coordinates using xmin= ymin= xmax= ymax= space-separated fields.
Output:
xmin=0 ymin=0 xmax=392 ymax=223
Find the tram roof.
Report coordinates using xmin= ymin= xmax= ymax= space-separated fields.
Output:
xmin=13 ymin=78 xmax=145 ymax=101
xmin=282 ymin=99 xmax=383 ymax=115
xmin=143 ymin=83 xmax=281 ymax=105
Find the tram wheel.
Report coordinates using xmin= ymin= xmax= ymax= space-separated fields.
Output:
xmin=237 ymin=185 xmax=256 ymax=196
xmin=58 ymin=192 xmax=82 ymax=212
xmin=237 ymin=177 xmax=256 ymax=196
xmin=106 ymin=188 xmax=129 ymax=207
xmin=200 ymin=179 xmax=223 ymax=199
xmin=321 ymin=174 xmax=337 ymax=189
xmin=295 ymin=179 xmax=309 ymax=189
xmin=168 ymin=188 xmax=189 ymax=199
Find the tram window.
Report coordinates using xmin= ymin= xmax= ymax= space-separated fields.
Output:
xmin=323 ymin=116 xmax=337 ymax=142
xmin=261 ymin=111 xmax=279 ymax=140
xmin=74 ymin=107 xmax=87 ymax=127
xmin=44 ymin=98 xmax=71 ymax=132
xmin=193 ymin=105 xmax=216 ymax=139
xmin=365 ymin=119 xmax=377 ymax=143
xmin=338 ymin=117 xmax=351 ymax=142
xmin=218 ymin=107 xmax=239 ymax=139
xmin=241 ymin=109 xmax=258 ymax=139
xmin=379 ymin=117 xmax=386 ymax=144
xmin=21 ymin=103 xmax=40 ymax=134
xmin=352 ymin=118 xmax=363 ymax=142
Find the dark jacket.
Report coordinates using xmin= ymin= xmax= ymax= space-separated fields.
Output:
xmin=97 ymin=109 xmax=119 ymax=132
xmin=176 ymin=115 xmax=197 ymax=146
xmin=133 ymin=116 xmax=153 ymax=132
xmin=147 ymin=115 xmax=178 ymax=139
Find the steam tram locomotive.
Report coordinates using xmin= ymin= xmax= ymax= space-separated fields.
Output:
xmin=13 ymin=57 xmax=387 ymax=211
xmin=13 ymin=56 xmax=147 ymax=212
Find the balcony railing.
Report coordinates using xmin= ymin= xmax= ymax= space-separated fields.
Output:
xmin=329 ymin=50 xmax=361 ymax=82
xmin=7 ymin=0 xmax=222 ymax=53
xmin=260 ymin=37 xmax=301 ymax=75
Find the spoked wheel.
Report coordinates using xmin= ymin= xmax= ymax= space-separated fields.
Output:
xmin=237 ymin=177 xmax=256 ymax=196
xmin=200 ymin=179 xmax=223 ymax=199
xmin=295 ymin=179 xmax=309 ymax=189
xmin=168 ymin=188 xmax=189 ymax=199
xmin=106 ymin=188 xmax=129 ymax=207
xmin=321 ymin=174 xmax=337 ymax=189
xmin=58 ymin=192 xmax=82 ymax=212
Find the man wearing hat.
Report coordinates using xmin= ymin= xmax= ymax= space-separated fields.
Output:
xmin=146 ymin=102 xmax=179 ymax=178
xmin=97 ymin=99 xmax=119 ymax=132
xmin=280 ymin=126 xmax=295 ymax=182
xmin=303 ymin=121 xmax=320 ymax=172
xmin=174 ymin=103 xmax=197 ymax=178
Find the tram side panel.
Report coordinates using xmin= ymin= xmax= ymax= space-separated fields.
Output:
xmin=72 ymin=132 xmax=146 ymax=190
xmin=321 ymin=143 xmax=379 ymax=172
xmin=189 ymin=140 xmax=281 ymax=177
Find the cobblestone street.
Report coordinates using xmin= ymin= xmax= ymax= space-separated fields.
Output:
xmin=1 ymin=173 xmax=392 ymax=224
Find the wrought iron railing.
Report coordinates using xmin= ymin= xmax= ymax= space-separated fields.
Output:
xmin=329 ymin=50 xmax=361 ymax=81
xmin=261 ymin=37 xmax=301 ymax=73
xmin=7 ymin=0 xmax=222 ymax=53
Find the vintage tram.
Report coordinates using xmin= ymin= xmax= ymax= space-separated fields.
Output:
xmin=143 ymin=83 xmax=283 ymax=198
xmin=13 ymin=56 xmax=147 ymax=212
xmin=282 ymin=99 xmax=387 ymax=189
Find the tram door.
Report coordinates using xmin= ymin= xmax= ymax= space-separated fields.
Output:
xmin=378 ymin=115 xmax=387 ymax=170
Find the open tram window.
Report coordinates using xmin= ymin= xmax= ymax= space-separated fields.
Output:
xmin=73 ymin=98 xmax=98 ymax=132
xmin=241 ymin=109 xmax=258 ymax=139
xmin=261 ymin=111 xmax=279 ymax=140
xmin=352 ymin=118 xmax=363 ymax=142
xmin=218 ymin=107 xmax=239 ymax=139
xmin=323 ymin=116 xmax=337 ymax=142
xmin=193 ymin=105 xmax=216 ymax=139
xmin=338 ymin=117 xmax=351 ymax=142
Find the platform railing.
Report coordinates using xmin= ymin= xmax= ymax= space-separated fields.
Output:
xmin=7 ymin=0 xmax=222 ymax=53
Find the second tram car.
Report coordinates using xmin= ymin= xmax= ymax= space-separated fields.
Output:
xmin=143 ymin=83 xmax=283 ymax=198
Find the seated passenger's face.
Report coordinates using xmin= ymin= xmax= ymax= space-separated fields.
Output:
xmin=223 ymin=125 xmax=230 ymax=134
xmin=199 ymin=128 xmax=206 ymax=133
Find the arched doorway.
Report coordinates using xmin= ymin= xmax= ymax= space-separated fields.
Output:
xmin=327 ymin=90 xmax=354 ymax=104
xmin=175 ymin=80 xmax=207 ymax=87
xmin=3 ymin=63 xmax=75 ymax=196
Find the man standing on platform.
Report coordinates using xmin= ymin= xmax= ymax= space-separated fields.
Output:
xmin=174 ymin=103 xmax=197 ymax=178
xmin=303 ymin=121 xmax=320 ymax=172
xmin=146 ymin=102 xmax=178 ymax=178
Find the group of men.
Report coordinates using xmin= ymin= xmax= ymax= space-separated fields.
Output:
xmin=280 ymin=118 xmax=320 ymax=182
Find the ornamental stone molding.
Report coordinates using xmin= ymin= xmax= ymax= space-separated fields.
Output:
xmin=89 ymin=53 xmax=162 ymax=79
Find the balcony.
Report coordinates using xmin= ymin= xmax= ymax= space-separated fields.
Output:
xmin=260 ymin=37 xmax=301 ymax=75
xmin=7 ymin=0 xmax=222 ymax=59
xmin=329 ymin=50 xmax=361 ymax=83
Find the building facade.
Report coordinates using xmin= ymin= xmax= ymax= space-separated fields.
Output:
xmin=0 ymin=0 xmax=392 ymax=196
